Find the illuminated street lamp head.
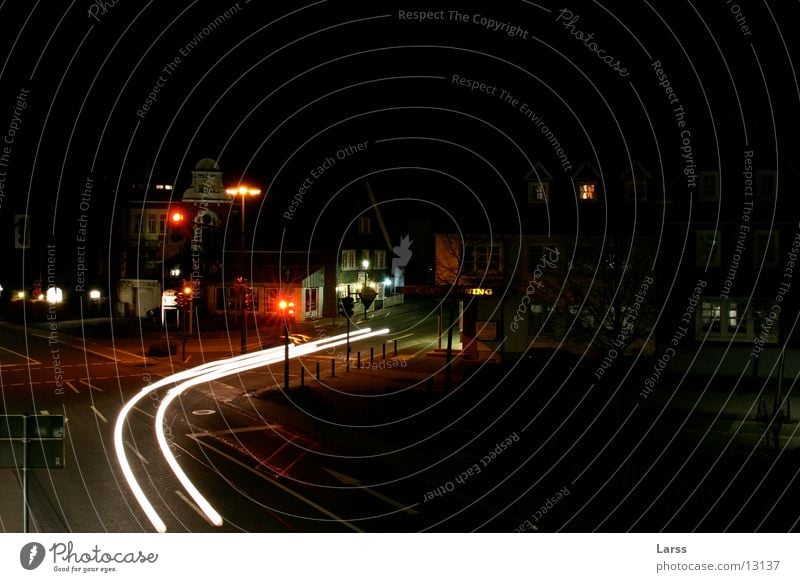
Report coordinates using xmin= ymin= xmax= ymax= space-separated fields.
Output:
xmin=183 ymin=286 xmax=192 ymax=295
xmin=278 ymin=299 xmax=288 ymax=311
xmin=225 ymin=186 xmax=261 ymax=196
xmin=362 ymin=259 xmax=370 ymax=270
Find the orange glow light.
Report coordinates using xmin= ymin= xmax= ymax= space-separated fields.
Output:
xmin=278 ymin=300 xmax=288 ymax=310
xmin=171 ymin=211 xmax=184 ymax=223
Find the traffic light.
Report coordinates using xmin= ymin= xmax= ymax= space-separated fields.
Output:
xmin=244 ymin=287 xmax=253 ymax=310
xmin=278 ymin=299 xmax=295 ymax=320
xmin=339 ymin=296 xmax=355 ymax=317
xmin=170 ymin=210 xmax=185 ymax=224
xmin=174 ymin=292 xmax=186 ymax=309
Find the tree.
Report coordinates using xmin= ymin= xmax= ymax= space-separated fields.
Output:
xmin=534 ymin=235 xmax=659 ymax=356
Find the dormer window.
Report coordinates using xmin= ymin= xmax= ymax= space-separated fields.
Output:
xmin=624 ymin=179 xmax=648 ymax=202
xmin=578 ymin=182 xmax=597 ymax=201
xmin=527 ymin=181 xmax=549 ymax=203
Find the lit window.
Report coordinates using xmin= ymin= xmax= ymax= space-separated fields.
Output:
xmin=527 ymin=182 xmax=548 ymax=204
xmin=699 ymin=172 xmax=719 ymax=201
xmin=165 ymin=184 xmax=173 ymax=190
xmin=464 ymin=243 xmax=503 ymax=273
xmin=578 ymin=182 xmax=596 ymax=201
xmin=155 ymin=184 xmax=164 ymax=190
xmin=341 ymin=250 xmax=357 ymax=271
xmin=701 ymin=301 xmax=721 ymax=335
xmin=147 ymin=213 xmax=157 ymax=234
xmin=358 ymin=216 xmax=372 ymax=234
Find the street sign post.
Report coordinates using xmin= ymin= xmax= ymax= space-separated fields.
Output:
xmin=0 ymin=414 xmax=65 ymax=533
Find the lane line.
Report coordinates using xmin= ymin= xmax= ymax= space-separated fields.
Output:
xmin=0 ymin=345 xmax=42 ymax=364
xmin=80 ymin=379 xmax=103 ymax=391
xmin=124 ymin=440 xmax=150 ymax=465
xmin=175 ymin=490 xmax=220 ymax=527
xmin=190 ymin=437 xmax=362 ymax=532
xmin=90 ymin=406 xmax=108 ymax=423
xmin=64 ymin=381 xmax=80 ymax=394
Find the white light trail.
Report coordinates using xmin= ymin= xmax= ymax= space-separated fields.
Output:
xmin=115 ymin=327 xmax=388 ymax=532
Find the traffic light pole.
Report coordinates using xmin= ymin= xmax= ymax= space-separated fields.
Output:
xmin=346 ymin=314 xmax=351 ymax=372
xmin=284 ymin=316 xmax=290 ymax=390
xmin=240 ymin=194 xmax=247 ymax=355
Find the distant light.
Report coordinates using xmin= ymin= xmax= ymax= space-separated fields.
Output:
xmin=362 ymin=259 xmax=370 ymax=269
xmin=89 ymin=289 xmax=101 ymax=300
xmin=165 ymin=185 xmax=173 ymax=190
xmin=383 ymin=278 xmax=392 ymax=287
xmin=38 ymin=294 xmax=45 ymax=301
xmin=169 ymin=267 xmax=181 ymax=277
xmin=183 ymin=286 xmax=192 ymax=295
xmin=16 ymin=291 xmax=25 ymax=299
xmin=155 ymin=184 xmax=164 ymax=190
xmin=171 ymin=211 xmax=184 ymax=223
xmin=278 ymin=299 xmax=288 ymax=311
xmin=46 ymin=287 xmax=63 ymax=304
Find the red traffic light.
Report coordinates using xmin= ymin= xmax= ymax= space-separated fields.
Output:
xmin=278 ymin=299 xmax=288 ymax=311
xmin=171 ymin=211 xmax=185 ymax=223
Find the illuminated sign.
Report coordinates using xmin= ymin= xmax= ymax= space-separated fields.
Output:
xmin=465 ymin=288 xmax=493 ymax=296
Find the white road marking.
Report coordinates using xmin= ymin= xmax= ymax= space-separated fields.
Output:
xmin=323 ymin=467 xmax=419 ymax=515
xmin=190 ymin=436 xmax=362 ymax=532
xmin=124 ymin=440 xmax=150 ymax=465
xmin=65 ymin=381 xmax=80 ymax=394
xmin=175 ymin=490 xmax=220 ymax=527
xmin=80 ymin=380 xmax=103 ymax=391
xmin=0 ymin=345 xmax=42 ymax=364
xmin=90 ymin=406 xmax=108 ymax=423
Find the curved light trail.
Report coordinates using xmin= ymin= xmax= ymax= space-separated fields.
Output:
xmin=115 ymin=327 xmax=388 ymax=532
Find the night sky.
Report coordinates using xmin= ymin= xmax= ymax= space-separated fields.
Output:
xmin=1 ymin=0 xmax=798 ymax=283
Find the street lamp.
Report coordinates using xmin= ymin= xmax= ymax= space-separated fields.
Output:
xmin=225 ymin=185 xmax=261 ymax=354
xmin=361 ymin=259 xmax=369 ymax=319
xmin=278 ymin=299 xmax=294 ymax=390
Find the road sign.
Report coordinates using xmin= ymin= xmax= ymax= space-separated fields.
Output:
xmin=0 ymin=415 xmax=65 ymax=469
xmin=359 ymin=288 xmax=377 ymax=310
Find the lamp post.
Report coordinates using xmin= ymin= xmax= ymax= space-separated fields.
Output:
xmin=225 ymin=185 xmax=261 ymax=354
xmin=362 ymin=259 xmax=369 ymax=319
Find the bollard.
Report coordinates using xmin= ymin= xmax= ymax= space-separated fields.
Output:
xmin=357 ymin=351 xmax=361 ymax=369
xmin=316 ymin=361 xmax=320 ymax=381
xmin=394 ymin=339 xmax=398 ymax=356
xmin=301 ymin=367 xmax=305 ymax=388
xmin=370 ymin=347 xmax=374 ymax=365
xmin=332 ymin=358 xmax=336 ymax=377
xmin=382 ymin=343 xmax=386 ymax=360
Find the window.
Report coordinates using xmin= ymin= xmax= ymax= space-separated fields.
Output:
xmin=341 ymin=250 xmax=357 ymax=270
xmin=756 ymin=171 xmax=776 ymax=201
xmin=146 ymin=213 xmax=157 ymax=235
xmin=528 ymin=245 xmax=546 ymax=273
xmin=624 ymin=179 xmax=648 ymax=202
xmin=159 ymin=213 xmax=167 ymax=234
xmin=374 ymin=250 xmax=386 ymax=269
xmin=754 ymin=230 xmax=779 ymax=267
xmin=155 ymin=184 xmax=164 ymax=190
xmin=697 ymin=297 xmax=771 ymax=341
xmin=358 ymin=216 xmax=372 ymax=234
xmin=264 ymin=288 xmax=279 ymax=313
xmin=464 ymin=243 xmax=503 ymax=273
xmin=527 ymin=181 xmax=549 ymax=203
xmin=696 ymin=230 xmax=721 ymax=267
xmin=305 ymin=288 xmax=318 ymax=314
xmin=700 ymin=300 xmax=721 ymax=335
xmin=528 ymin=303 xmax=558 ymax=337
xmin=577 ymin=182 xmax=597 ymax=201
xmin=131 ymin=212 xmax=142 ymax=235
xmin=699 ymin=171 xmax=719 ymax=201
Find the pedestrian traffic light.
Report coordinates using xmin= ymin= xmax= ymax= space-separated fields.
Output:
xmin=174 ymin=292 xmax=187 ymax=309
xmin=339 ymin=296 xmax=355 ymax=317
